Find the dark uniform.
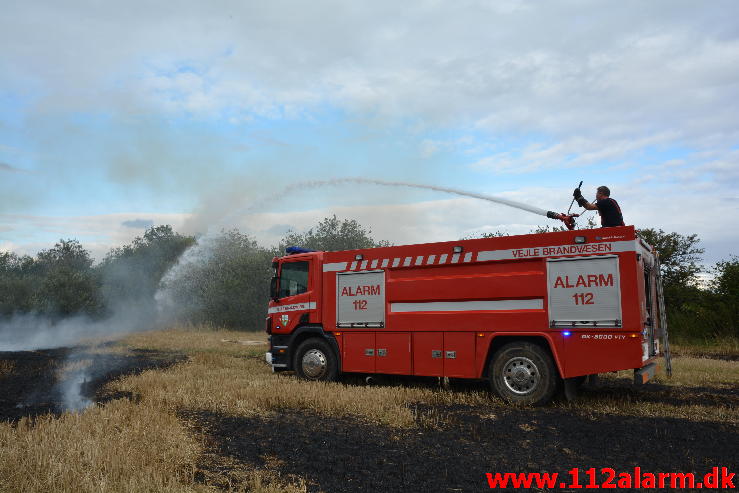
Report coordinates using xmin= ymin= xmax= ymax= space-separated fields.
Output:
xmin=596 ymin=198 xmax=625 ymax=227
xmin=574 ymin=187 xmax=625 ymax=228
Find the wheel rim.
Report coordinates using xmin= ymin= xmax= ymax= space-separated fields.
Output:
xmin=301 ymin=349 xmax=327 ymax=378
xmin=502 ymin=356 xmax=540 ymax=395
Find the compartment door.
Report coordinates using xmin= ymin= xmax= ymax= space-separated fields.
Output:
xmin=443 ymin=332 xmax=476 ymax=378
xmin=547 ymin=255 xmax=622 ymax=327
xmin=337 ymin=271 xmax=385 ymax=328
xmin=341 ymin=332 xmax=375 ymax=373
xmin=376 ymin=333 xmax=411 ymax=375
xmin=413 ymin=332 xmax=444 ymax=376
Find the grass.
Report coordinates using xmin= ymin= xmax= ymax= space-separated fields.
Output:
xmin=0 ymin=360 xmax=14 ymax=379
xmin=0 ymin=400 xmax=202 ymax=493
xmin=2 ymin=326 xmax=737 ymax=492
xmin=658 ymin=354 xmax=739 ymax=387
xmin=0 ymin=397 xmax=307 ymax=493
xmin=671 ymin=335 xmax=739 ymax=360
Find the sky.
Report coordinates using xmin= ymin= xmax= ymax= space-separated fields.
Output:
xmin=1 ymin=0 xmax=737 ymax=266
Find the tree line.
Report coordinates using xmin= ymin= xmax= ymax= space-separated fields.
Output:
xmin=0 ymin=217 xmax=385 ymax=331
xmin=0 ymin=217 xmax=735 ymax=341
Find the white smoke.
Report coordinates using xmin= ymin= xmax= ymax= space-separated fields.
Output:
xmin=0 ymin=307 xmax=157 ymax=413
xmin=1 ymin=314 xmax=115 ymax=352
xmin=0 ymin=300 xmax=157 ymax=353
xmin=56 ymin=358 xmax=94 ymax=412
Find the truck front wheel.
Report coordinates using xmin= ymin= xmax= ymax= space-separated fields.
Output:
xmin=293 ymin=338 xmax=339 ymax=382
xmin=489 ymin=342 xmax=558 ymax=406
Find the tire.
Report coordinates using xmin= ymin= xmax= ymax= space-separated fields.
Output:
xmin=489 ymin=342 xmax=558 ymax=406
xmin=293 ymin=338 xmax=339 ymax=382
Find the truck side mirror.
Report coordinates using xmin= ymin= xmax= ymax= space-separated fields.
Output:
xmin=270 ymin=276 xmax=280 ymax=301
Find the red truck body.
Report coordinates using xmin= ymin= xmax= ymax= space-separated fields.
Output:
xmin=266 ymin=225 xmax=667 ymax=403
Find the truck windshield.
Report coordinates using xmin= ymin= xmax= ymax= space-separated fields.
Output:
xmin=279 ymin=261 xmax=309 ymax=298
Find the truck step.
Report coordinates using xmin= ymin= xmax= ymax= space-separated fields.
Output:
xmin=634 ymin=362 xmax=659 ymax=385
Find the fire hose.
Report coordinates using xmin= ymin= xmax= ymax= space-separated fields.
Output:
xmin=545 ymin=180 xmax=583 ymax=230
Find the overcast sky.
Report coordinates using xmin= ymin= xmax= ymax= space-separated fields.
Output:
xmin=1 ymin=1 xmax=737 ymax=265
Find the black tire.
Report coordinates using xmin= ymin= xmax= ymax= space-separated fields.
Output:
xmin=293 ymin=338 xmax=339 ymax=382
xmin=489 ymin=342 xmax=558 ymax=406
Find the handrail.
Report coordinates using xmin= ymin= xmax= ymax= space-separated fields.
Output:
xmin=654 ymin=255 xmax=673 ymax=377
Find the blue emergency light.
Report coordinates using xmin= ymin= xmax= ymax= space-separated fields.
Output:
xmin=285 ymin=246 xmax=316 ymax=255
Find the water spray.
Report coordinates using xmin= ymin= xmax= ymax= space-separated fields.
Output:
xmin=281 ymin=178 xmax=579 ymax=230
xmin=284 ymin=178 xmax=550 ymax=215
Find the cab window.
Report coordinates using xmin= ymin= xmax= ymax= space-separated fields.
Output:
xmin=279 ymin=261 xmax=309 ymax=298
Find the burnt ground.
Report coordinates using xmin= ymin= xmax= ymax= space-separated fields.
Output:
xmin=0 ymin=346 xmax=185 ymax=422
xmin=185 ymin=377 xmax=739 ymax=493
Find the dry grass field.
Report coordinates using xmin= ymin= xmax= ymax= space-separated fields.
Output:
xmin=1 ymin=327 xmax=737 ymax=492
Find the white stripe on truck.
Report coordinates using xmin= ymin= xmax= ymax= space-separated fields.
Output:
xmin=390 ymin=299 xmax=543 ymax=312
xmin=268 ymin=301 xmax=317 ymax=314
xmin=323 ymin=262 xmax=348 ymax=272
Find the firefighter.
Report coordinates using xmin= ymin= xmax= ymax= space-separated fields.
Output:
xmin=573 ymin=185 xmax=625 ymax=227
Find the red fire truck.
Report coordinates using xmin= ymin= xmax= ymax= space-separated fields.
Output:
xmin=265 ymin=225 xmax=671 ymax=405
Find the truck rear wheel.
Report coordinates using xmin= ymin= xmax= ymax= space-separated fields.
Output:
xmin=293 ymin=338 xmax=339 ymax=382
xmin=489 ymin=342 xmax=558 ymax=406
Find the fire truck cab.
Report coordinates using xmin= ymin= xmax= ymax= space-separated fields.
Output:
xmin=265 ymin=226 xmax=670 ymax=405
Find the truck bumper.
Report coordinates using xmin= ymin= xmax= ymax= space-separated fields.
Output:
xmin=266 ymin=345 xmax=289 ymax=371
xmin=634 ymin=362 xmax=659 ymax=385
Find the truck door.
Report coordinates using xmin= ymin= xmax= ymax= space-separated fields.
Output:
xmin=643 ymin=259 xmax=658 ymax=359
xmin=272 ymin=259 xmax=312 ymax=333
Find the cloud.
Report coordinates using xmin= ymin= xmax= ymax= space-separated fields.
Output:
xmin=121 ymin=218 xmax=154 ymax=228
xmin=2 ymin=2 xmax=737 ymax=149
xmin=1 ymin=1 xmax=734 ymax=215
xmin=0 ymin=212 xmax=191 ymax=261
xmin=262 ymin=223 xmax=293 ymax=236
xmin=0 ymin=162 xmax=30 ymax=174
xmin=469 ymin=132 xmax=680 ymax=173
xmin=0 ymin=240 xmax=19 ymax=253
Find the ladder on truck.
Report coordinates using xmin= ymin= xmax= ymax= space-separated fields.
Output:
xmin=654 ymin=255 xmax=673 ymax=377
